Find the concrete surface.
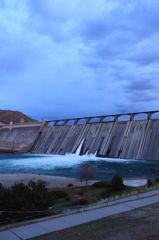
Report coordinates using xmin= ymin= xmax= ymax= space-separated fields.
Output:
xmin=123 ymin=178 xmax=147 ymax=187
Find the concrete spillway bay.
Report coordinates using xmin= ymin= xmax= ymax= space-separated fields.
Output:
xmin=31 ymin=119 xmax=159 ymax=160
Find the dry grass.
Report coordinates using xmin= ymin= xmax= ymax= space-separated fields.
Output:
xmin=28 ymin=203 xmax=159 ymax=240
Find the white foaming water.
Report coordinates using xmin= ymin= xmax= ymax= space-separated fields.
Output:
xmin=9 ymin=153 xmax=95 ymax=169
xmin=2 ymin=153 xmax=137 ymax=171
xmin=75 ymin=138 xmax=85 ymax=155
xmin=93 ymin=151 xmax=98 ymax=157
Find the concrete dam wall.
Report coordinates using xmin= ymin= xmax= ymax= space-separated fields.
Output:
xmin=1 ymin=111 xmax=159 ymax=160
xmin=0 ymin=122 xmax=44 ymax=152
xmin=30 ymin=111 xmax=159 ymax=160
xmin=30 ymin=120 xmax=159 ymax=160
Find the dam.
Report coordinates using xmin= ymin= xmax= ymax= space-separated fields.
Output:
xmin=0 ymin=110 xmax=159 ymax=161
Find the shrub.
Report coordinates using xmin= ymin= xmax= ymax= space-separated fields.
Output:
xmin=75 ymin=189 xmax=84 ymax=196
xmin=79 ymin=198 xmax=88 ymax=205
xmin=111 ymin=174 xmax=124 ymax=191
xmin=92 ymin=181 xmax=112 ymax=188
xmin=0 ymin=180 xmax=56 ymax=224
xmin=53 ymin=190 xmax=68 ymax=200
xmin=67 ymin=183 xmax=73 ymax=187
xmin=100 ymin=189 xmax=112 ymax=199
xmin=65 ymin=196 xmax=71 ymax=202
xmin=72 ymin=199 xmax=79 ymax=206
xmin=72 ymin=198 xmax=88 ymax=206
xmin=148 ymin=179 xmax=153 ymax=187
xmin=78 ymin=190 xmax=84 ymax=196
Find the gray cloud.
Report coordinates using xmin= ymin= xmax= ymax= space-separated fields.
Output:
xmin=76 ymin=0 xmax=159 ymax=116
xmin=129 ymin=91 xmax=158 ymax=103
xmin=79 ymin=1 xmax=159 ymax=66
xmin=126 ymin=80 xmax=156 ymax=91
xmin=0 ymin=0 xmax=159 ymax=120
xmin=124 ymin=78 xmax=159 ymax=106
xmin=0 ymin=27 xmax=43 ymax=78
xmin=25 ymin=0 xmax=72 ymax=42
xmin=80 ymin=1 xmax=159 ymax=43
xmin=127 ymin=45 xmax=159 ymax=66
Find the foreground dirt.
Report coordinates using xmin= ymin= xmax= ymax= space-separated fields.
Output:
xmin=0 ymin=173 xmax=97 ymax=188
xmin=29 ymin=202 xmax=159 ymax=240
xmin=106 ymin=221 xmax=159 ymax=240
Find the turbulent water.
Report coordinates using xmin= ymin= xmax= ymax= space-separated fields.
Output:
xmin=0 ymin=153 xmax=159 ymax=180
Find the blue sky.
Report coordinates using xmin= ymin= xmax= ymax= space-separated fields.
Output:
xmin=0 ymin=0 xmax=159 ymax=121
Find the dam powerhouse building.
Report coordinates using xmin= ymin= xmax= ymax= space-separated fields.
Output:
xmin=0 ymin=110 xmax=159 ymax=161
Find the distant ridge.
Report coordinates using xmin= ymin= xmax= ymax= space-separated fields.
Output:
xmin=0 ymin=110 xmax=37 ymax=124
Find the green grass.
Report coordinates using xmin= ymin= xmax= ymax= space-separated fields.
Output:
xmin=48 ymin=185 xmax=105 ymax=206
xmin=48 ymin=179 xmax=159 ymax=210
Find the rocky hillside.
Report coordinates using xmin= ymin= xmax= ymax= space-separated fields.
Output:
xmin=0 ymin=110 xmax=37 ymax=124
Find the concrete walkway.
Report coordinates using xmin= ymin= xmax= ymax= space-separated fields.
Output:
xmin=0 ymin=189 xmax=159 ymax=240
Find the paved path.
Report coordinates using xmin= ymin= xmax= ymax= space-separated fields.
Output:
xmin=0 ymin=189 xmax=159 ymax=240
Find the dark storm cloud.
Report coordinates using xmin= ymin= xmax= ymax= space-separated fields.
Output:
xmin=129 ymin=91 xmax=158 ymax=103
xmin=126 ymin=80 xmax=156 ymax=91
xmin=76 ymin=0 xmax=159 ymax=114
xmin=131 ymin=2 xmax=159 ymax=37
xmin=79 ymin=0 xmax=159 ymax=66
xmin=127 ymin=48 xmax=159 ymax=66
xmin=80 ymin=1 xmax=159 ymax=43
xmin=79 ymin=11 xmax=137 ymax=46
xmin=124 ymin=79 xmax=159 ymax=105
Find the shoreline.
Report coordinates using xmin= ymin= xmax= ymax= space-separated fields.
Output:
xmin=0 ymin=173 xmax=98 ymax=188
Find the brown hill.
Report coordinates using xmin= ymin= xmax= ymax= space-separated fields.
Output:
xmin=0 ymin=110 xmax=38 ymax=124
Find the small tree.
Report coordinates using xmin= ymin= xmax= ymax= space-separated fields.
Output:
xmin=111 ymin=174 xmax=124 ymax=191
xmin=76 ymin=163 xmax=97 ymax=186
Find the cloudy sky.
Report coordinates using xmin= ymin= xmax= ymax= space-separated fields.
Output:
xmin=0 ymin=0 xmax=159 ymax=121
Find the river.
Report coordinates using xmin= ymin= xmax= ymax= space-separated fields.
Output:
xmin=0 ymin=153 xmax=159 ymax=180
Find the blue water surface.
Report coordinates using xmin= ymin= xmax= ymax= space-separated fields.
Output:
xmin=0 ymin=153 xmax=159 ymax=180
